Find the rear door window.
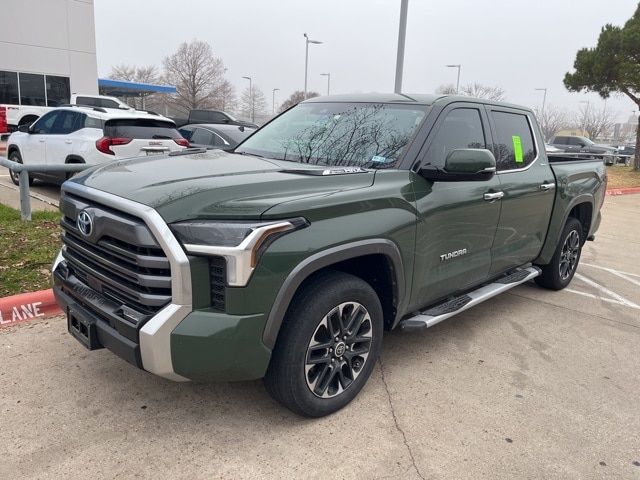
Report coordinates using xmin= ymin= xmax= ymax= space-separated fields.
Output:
xmin=490 ymin=111 xmax=537 ymax=171
xmin=104 ymin=119 xmax=182 ymax=139
xmin=190 ymin=128 xmax=214 ymax=145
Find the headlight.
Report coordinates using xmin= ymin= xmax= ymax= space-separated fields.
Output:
xmin=170 ymin=218 xmax=308 ymax=286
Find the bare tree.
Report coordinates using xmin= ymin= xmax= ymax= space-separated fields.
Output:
xmin=108 ymin=64 xmax=160 ymax=109
xmin=215 ymin=80 xmax=236 ymax=113
xmin=239 ymin=85 xmax=268 ymax=123
xmin=279 ymin=90 xmax=320 ymax=112
xmin=462 ymin=83 xmax=506 ymax=101
xmin=163 ymin=40 xmax=227 ymax=114
xmin=533 ymin=106 xmax=570 ymax=142
xmin=436 ymin=83 xmax=506 ymax=101
xmin=576 ymin=105 xmax=616 ymax=141
xmin=435 ymin=84 xmax=457 ymax=95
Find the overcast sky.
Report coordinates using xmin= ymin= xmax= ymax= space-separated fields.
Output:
xmin=94 ymin=0 xmax=640 ymax=122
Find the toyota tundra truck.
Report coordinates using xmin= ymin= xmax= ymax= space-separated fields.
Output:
xmin=52 ymin=94 xmax=606 ymax=417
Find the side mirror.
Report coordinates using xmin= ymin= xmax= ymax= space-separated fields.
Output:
xmin=420 ymin=149 xmax=496 ymax=182
xmin=18 ymin=123 xmax=32 ymax=133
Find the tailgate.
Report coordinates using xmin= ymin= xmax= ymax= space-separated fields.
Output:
xmin=104 ymin=118 xmax=187 ymax=157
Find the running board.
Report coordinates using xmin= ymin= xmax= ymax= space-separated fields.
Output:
xmin=400 ymin=266 xmax=541 ymax=330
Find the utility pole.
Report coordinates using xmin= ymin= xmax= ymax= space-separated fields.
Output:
xmin=304 ymin=33 xmax=323 ymax=99
xmin=446 ymin=64 xmax=462 ymax=94
xmin=320 ymin=73 xmax=331 ymax=95
xmin=535 ymin=88 xmax=547 ymax=113
xmin=272 ymin=88 xmax=279 ymax=114
xmin=394 ymin=0 xmax=408 ymax=94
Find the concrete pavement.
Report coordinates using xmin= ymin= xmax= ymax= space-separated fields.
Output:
xmin=0 ymin=165 xmax=60 ymax=212
xmin=1 ymin=195 xmax=639 ymax=479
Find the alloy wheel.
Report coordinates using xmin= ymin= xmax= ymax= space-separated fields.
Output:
xmin=559 ymin=229 xmax=580 ymax=280
xmin=304 ymin=302 xmax=373 ymax=398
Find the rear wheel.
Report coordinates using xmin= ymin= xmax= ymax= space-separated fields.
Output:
xmin=264 ymin=271 xmax=383 ymax=417
xmin=8 ymin=151 xmax=33 ymax=186
xmin=535 ymin=217 xmax=583 ymax=290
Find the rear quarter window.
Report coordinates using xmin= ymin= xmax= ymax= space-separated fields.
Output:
xmin=104 ymin=119 xmax=181 ymax=139
xmin=491 ymin=111 xmax=537 ymax=171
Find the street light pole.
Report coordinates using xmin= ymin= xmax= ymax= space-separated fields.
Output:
xmin=303 ymin=33 xmax=323 ymax=99
xmin=535 ymin=88 xmax=547 ymax=113
xmin=242 ymin=76 xmax=253 ymax=123
xmin=394 ymin=0 xmax=409 ymax=94
xmin=446 ymin=64 xmax=462 ymax=94
xmin=320 ymin=73 xmax=331 ymax=95
xmin=272 ymin=88 xmax=279 ymax=114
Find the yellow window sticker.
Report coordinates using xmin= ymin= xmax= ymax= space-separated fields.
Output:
xmin=512 ymin=135 xmax=524 ymax=163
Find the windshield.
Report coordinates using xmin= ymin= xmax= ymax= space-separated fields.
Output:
xmin=235 ymin=102 xmax=427 ymax=168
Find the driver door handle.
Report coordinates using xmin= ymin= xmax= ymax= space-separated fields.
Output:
xmin=483 ymin=191 xmax=504 ymax=201
xmin=539 ymin=183 xmax=555 ymax=191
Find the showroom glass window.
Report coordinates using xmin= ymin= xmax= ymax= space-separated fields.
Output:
xmin=19 ymin=73 xmax=46 ymax=106
xmin=0 ymin=71 xmax=19 ymax=104
xmin=46 ymin=76 xmax=70 ymax=106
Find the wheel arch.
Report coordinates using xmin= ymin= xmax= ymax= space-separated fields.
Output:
xmin=18 ymin=114 xmax=39 ymax=126
xmin=262 ymin=239 xmax=406 ymax=350
xmin=535 ymin=194 xmax=595 ymax=265
xmin=65 ymin=154 xmax=85 ymax=164
xmin=567 ymin=201 xmax=593 ymax=242
xmin=7 ymin=144 xmax=21 ymax=158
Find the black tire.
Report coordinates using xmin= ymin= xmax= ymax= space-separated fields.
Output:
xmin=8 ymin=151 xmax=34 ymax=186
xmin=535 ymin=217 xmax=583 ymax=290
xmin=264 ymin=271 xmax=384 ymax=417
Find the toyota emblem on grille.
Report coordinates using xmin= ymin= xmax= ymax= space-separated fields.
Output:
xmin=77 ymin=210 xmax=93 ymax=237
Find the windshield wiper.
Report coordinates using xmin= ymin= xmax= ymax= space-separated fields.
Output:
xmin=233 ymin=151 xmax=265 ymax=159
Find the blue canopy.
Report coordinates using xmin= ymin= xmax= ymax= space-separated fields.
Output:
xmin=98 ymin=78 xmax=177 ymax=96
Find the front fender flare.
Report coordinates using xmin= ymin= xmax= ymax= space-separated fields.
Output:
xmin=262 ymin=239 xmax=406 ymax=349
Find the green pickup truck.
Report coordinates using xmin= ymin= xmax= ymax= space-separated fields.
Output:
xmin=52 ymin=93 xmax=606 ymax=417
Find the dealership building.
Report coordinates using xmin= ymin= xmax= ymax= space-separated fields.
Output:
xmin=0 ymin=0 xmax=98 ymax=112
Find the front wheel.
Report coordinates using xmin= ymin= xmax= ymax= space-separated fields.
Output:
xmin=264 ymin=271 xmax=383 ymax=417
xmin=535 ymin=217 xmax=583 ymax=290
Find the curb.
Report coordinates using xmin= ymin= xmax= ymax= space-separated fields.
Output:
xmin=0 ymin=289 xmax=62 ymax=328
xmin=606 ymin=187 xmax=640 ymax=196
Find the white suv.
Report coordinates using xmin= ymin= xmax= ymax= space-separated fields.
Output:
xmin=6 ymin=105 xmax=188 ymax=185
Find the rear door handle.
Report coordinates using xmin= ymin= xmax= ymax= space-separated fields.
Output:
xmin=65 ymin=140 xmax=73 ymax=144
xmin=483 ymin=191 xmax=504 ymax=201
xmin=539 ymin=183 xmax=555 ymax=191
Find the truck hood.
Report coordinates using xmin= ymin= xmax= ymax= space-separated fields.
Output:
xmin=68 ymin=150 xmax=375 ymax=223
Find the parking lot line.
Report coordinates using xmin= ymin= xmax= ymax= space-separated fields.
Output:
xmin=581 ymin=262 xmax=640 ymax=285
xmin=573 ymin=272 xmax=640 ymax=309
xmin=565 ymin=288 xmax=640 ymax=310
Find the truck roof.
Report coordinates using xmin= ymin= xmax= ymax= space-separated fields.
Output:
xmin=303 ymin=93 xmax=533 ymax=112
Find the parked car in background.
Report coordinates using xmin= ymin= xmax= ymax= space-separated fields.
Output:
xmin=549 ymin=135 xmax=617 ymax=155
xmin=6 ymin=105 xmax=187 ymax=185
xmin=173 ymin=109 xmax=258 ymax=129
xmin=545 ymin=144 xmax=562 ymax=153
xmin=70 ymin=93 xmax=132 ymax=110
xmin=178 ymin=123 xmax=256 ymax=149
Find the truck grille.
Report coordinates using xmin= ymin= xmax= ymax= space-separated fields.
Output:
xmin=59 ymin=193 xmax=172 ymax=319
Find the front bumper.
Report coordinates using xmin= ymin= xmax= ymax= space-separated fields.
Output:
xmin=54 ymin=259 xmax=272 ymax=382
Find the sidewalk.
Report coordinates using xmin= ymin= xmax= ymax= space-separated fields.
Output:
xmin=0 ymin=181 xmax=58 ymax=211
